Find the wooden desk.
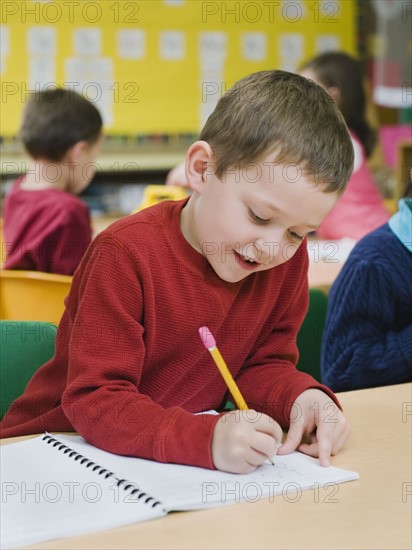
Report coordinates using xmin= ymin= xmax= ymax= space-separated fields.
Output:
xmin=307 ymin=258 xmax=343 ymax=290
xmin=2 ymin=383 xmax=411 ymax=550
xmin=306 ymin=238 xmax=356 ymax=290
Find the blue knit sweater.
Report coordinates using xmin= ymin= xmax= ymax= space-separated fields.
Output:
xmin=321 ymin=223 xmax=412 ymax=391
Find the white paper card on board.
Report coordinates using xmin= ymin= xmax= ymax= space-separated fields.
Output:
xmin=199 ymin=32 xmax=227 ymax=72
xmin=1 ymin=25 xmax=10 ymax=56
xmin=279 ymin=57 xmax=299 ymax=73
xmin=316 ymin=35 xmax=341 ymax=53
xmin=27 ymin=26 xmax=56 ymax=56
xmin=117 ymin=30 xmax=146 ymax=59
xmin=74 ymin=28 xmax=102 ymax=56
xmin=90 ymin=57 xmax=114 ymax=76
xmin=28 ymin=58 xmax=55 ymax=88
xmin=279 ymin=33 xmax=304 ymax=59
xmin=242 ymin=32 xmax=267 ymax=61
xmin=159 ymin=31 xmax=185 ymax=60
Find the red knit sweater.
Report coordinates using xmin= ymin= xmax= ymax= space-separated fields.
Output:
xmin=3 ymin=177 xmax=91 ymax=275
xmin=1 ymin=199 xmax=337 ymax=468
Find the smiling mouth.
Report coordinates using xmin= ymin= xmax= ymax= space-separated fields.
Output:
xmin=233 ymin=251 xmax=261 ymax=270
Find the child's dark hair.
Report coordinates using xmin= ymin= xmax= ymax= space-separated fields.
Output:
xmin=20 ymin=88 xmax=103 ymax=162
xmin=200 ymin=70 xmax=354 ymax=194
xmin=300 ymin=52 xmax=377 ymax=158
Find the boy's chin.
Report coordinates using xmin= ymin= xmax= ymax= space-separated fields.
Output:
xmin=210 ymin=264 xmax=253 ymax=284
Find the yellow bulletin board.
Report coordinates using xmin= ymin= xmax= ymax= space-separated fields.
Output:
xmin=0 ymin=0 xmax=356 ymax=137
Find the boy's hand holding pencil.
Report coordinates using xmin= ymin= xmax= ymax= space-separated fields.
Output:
xmin=210 ymin=409 xmax=283 ymax=474
xmin=199 ymin=327 xmax=282 ymax=474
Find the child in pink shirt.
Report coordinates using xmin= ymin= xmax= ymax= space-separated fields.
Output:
xmin=300 ymin=52 xmax=390 ymax=240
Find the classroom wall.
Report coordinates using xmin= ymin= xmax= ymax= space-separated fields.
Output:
xmin=0 ymin=0 xmax=357 ymax=137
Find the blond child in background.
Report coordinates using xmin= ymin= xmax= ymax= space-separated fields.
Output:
xmin=1 ymin=71 xmax=353 ymax=473
xmin=3 ymin=88 xmax=103 ymax=275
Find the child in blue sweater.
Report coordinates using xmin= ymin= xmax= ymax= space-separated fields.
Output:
xmin=321 ymin=175 xmax=412 ymax=391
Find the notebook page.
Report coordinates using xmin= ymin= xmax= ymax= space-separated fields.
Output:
xmin=56 ymin=434 xmax=359 ymax=511
xmin=0 ymin=436 xmax=165 ymax=550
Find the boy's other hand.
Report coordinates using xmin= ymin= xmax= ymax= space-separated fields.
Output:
xmin=211 ymin=410 xmax=282 ymax=474
xmin=277 ymin=388 xmax=350 ymax=467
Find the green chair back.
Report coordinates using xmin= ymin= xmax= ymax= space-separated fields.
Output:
xmin=296 ymin=288 xmax=328 ymax=382
xmin=0 ymin=321 xmax=57 ymax=420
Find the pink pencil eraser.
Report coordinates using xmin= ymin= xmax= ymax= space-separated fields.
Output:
xmin=199 ymin=326 xmax=216 ymax=350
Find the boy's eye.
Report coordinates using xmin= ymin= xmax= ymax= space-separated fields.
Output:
xmin=249 ymin=209 xmax=270 ymax=225
xmin=288 ymin=230 xmax=304 ymax=242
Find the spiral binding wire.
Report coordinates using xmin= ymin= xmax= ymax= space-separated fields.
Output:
xmin=42 ymin=434 xmax=162 ymax=508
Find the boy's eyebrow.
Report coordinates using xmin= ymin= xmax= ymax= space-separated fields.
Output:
xmin=263 ymin=202 xmax=320 ymax=230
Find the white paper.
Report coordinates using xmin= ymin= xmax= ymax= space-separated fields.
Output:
xmin=117 ymin=29 xmax=146 ymax=59
xmin=28 ymin=58 xmax=55 ymax=88
xmin=279 ymin=33 xmax=304 ymax=59
xmin=1 ymin=433 xmax=359 ymax=548
xmin=199 ymin=32 xmax=227 ymax=72
xmin=73 ymin=28 xmax=101 ymax=56
xmin=1 ymin=25 xmax=10 ymax=56
xmin=0 ymin=436 xmax=163 ymax=550
xmin=315 ymin=34 xmax=341 ymax=53
xmin=27 ymin=26 xmax=56 ymax=55
xmin=159 ymin=31 xmax=185 ymax=60
xmin=163 ymin=0 xmax=185 ymax=5
xmin=279 ymin=57 xmax=299 ymax=73
xmin=241 ymin=32 xmax=267 ymax=61
xmin=57 ymin=434 xmax=359 ymax=511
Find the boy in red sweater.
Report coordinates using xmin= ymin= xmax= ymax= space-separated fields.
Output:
xmin=3 ymin=88 xmax=103 ymax=275
xmin=1 ymin=71 xmax=354 ymax=474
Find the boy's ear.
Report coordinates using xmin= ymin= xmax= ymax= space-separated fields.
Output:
xmin=185 ymin=140 xmax=213 ymax=193
xmin=64 ymin=140 xmax=88 ymax=164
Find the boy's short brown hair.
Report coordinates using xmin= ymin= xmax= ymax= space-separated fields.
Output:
xmin=20 ymin=88 xmax=103 ymax=162
xmin=200 ymin=70 xmax=354 ymax=194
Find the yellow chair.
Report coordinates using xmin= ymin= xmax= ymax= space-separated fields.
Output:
xmin=133 ymin=185 xmax=187 ymax=213
xmin=0 ymin=270 xmax=72 ymax=325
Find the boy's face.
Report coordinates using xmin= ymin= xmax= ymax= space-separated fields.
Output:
xmin=181 ymin=145 xmax=338 ymax=283
xmin=67 ymin=134 xmax=103 ymax=194
xmin=300 ymin=68 xmax=340 ymax=106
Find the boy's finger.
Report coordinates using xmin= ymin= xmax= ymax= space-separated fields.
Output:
xmin=277 ymin=421 xmax=305 ymax=455
xmin=251 ymin=431 xmax=281 ymax=460
xmin=330 ymin=428 xmax=350 ymax=456
xmin=297 ymin=441 xmax=330 ymax=467
xmin=297 ymin=441 xmax=319 ymax=458
xmin=316 ymin=427 xmax=333 ymax=467
xmin=254 ymin=415 xmax=283 ymax=444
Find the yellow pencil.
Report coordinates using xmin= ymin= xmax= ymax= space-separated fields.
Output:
xmin=198 ymin=326 xmax=275 ymax=465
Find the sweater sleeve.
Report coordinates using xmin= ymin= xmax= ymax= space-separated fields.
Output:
xmin=321 ymin=260 xmax=412 ymax=392
xmin=235 ymin=245 xmax=340 ymax=428
xmin=61 ymin=236 xmax=219 ymax=469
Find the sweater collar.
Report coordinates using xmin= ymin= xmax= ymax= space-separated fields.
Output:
xmin=388 ymin=198 xmax=412 ymax=253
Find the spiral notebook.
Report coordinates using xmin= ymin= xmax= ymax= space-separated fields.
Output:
xmin=1 ymin=433 xmax=359 ymax=549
